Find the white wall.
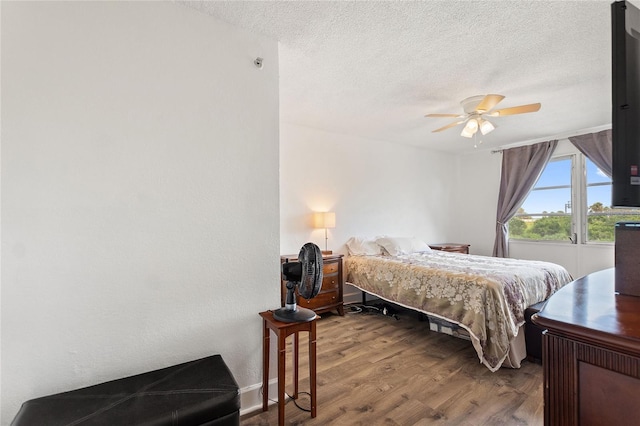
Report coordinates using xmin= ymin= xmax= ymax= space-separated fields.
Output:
xmin=279 ymin=123 xmax=457 ymax=299
xmin=1 ymin=2 xmax=279 ymax=422
xmin=509 ymin=241 xmax=614 ymax=278
xmin=449 ymin=150 xmax=502 ymax=256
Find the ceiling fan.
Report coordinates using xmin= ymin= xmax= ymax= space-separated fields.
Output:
xmin=425 ymin=94 xmax=541 ymax=141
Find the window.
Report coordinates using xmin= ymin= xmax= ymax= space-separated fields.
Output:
xmin=509 ymin=148 xmax=640 ymax=243
xmin=509 ymin=157 xmax=573 ymax=241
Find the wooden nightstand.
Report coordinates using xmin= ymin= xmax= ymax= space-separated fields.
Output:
xmin=280 ymin=253 xmax=344 ymax=316
xmin=428 ymin=243 xmax=470 ymax=254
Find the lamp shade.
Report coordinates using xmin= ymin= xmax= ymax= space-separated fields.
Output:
xmin=479 ymin=119 xmax=495 ymax=135
xmin=313 ymin=212 xmax=336 ymax=229
xmin=460 ymin=118 xmax=478 ymax=138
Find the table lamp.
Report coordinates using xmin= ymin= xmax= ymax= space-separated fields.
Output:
xmin=313 ymin=212 xmax=335 ymax=254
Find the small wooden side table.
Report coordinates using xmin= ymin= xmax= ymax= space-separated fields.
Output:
xmin=259 ymin=310 xmax=318 ymax=426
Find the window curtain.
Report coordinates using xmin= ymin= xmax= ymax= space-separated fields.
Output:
xmin=493 ymin=140 xmax=558 ymax=258
xmin=568 ymin=129 xmax=612 ymax=178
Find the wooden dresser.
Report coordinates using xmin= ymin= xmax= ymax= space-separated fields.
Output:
xmin=280 ymin=253 xmax=344 ymax=316
xmin=428 ymin=243 xmax=470 ymax=254
xmin=533 ymin=268 xmax=640 ymax=425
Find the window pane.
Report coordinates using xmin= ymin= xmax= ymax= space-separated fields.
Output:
xmin=586 ymin=184 xmax=640 ymax=242
xmin=586 ymin=158 xmax=611 ymax=184
xmin=510 ymin=157 xmax=572 ymax=241
xmin=535 ymin=158 xmax=571 ymax=188
xmin=587 ymin=211 xmax=640 ymax=242
xmin=520 ymin=187 xmax=572 ymax=215
xmin=585 ymin=180 xmax=613 ymax=242
xmin=585 ymin=171 xmax=640 ymax=241
xmin=586 ymin=185 xmax=612 ymax=211
xmin=509 ymin=214 xmax=572 ymax=240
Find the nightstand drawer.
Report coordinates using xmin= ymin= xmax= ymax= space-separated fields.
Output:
xmin=323 ymin=261 xmax=339 ymax=275
xmin=322 ymin=275 xmax=340 ymax=290
xmin=301 ymin=290 xmax=338 ymax=308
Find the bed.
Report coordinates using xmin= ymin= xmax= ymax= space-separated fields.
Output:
xmin=344 ymin=237 xmax=573 ymax=372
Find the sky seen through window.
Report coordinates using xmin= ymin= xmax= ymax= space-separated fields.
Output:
xmin=520 ymin=159 xmax=612 ymax=215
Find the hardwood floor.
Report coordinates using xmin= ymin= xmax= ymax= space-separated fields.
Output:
xmin=242 ymin=305 xmax=543 ymax=425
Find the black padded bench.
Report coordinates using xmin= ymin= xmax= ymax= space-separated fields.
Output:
xmin=12 ymin=354 xmax=240 ymax=426
xmin=524 ymin=301 xmax=547 ymax=363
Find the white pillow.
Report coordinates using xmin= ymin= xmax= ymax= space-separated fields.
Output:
xmin=375 ymin=237 xmax=432 ymax=255
xmin=345 ymin=237 xmax=383 ymax=256
xmin=410 ymin=238 xmax=433 ymax=253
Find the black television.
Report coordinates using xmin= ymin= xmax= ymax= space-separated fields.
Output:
xmin=612 ymin=0 xmax=640 ymax=207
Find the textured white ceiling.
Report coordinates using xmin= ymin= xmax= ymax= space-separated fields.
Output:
xmin=183 ymin=0 xmax=614 ymax=154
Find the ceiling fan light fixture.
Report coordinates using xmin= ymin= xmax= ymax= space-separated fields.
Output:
xmin=479 ymin=119 xmax=495 ymax=135
xmin=461 ymin=118 xmax=478 ymax=138
xmin=460 ymin=127 xmax=475 ymax=138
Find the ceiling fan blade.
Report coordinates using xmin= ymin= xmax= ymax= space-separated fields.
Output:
xmin=432 ymin=120 xmax=465 ymax=132
xmin=489 ymin=103 xmax=541 ymax=116
xmin=476 ymin=94 xmax=505 ymax=113
xmin=425 ymin=113 xmax=462 ymax=118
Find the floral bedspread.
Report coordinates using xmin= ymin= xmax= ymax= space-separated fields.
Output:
xmin=345 ymin=251 xmax=572 ymax=371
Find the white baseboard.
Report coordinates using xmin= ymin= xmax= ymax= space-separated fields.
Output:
xmin=239 ymin=379 xmax=290 ymax=417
